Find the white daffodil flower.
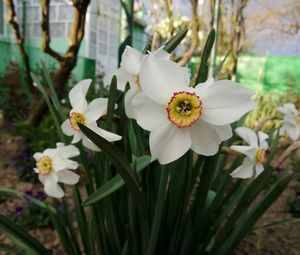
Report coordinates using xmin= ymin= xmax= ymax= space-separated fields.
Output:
xmin=33 ymin=143 xmax=80 ymax=198
xmin=114 ymin=46 xmax=189 ymax=118
xmin=61 ymin=79 xmax=122 ymax=151
xmin=277 ymin=103 xmax=300 ymax=141
xmin=230 ymin=127 xmax=269 ymax=179
xmin=131 ymin=56 xmax=256 ymax=164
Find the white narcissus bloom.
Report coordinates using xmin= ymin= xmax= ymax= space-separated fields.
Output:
xmin=61 ymin=79 xmax=122 ymax=151
xmin=277 ymin=103 xmax=300 ymax=141
xmin=114 ymin=46 xmax=189 ymax=118
xmin=131 ymin=56 xmax=256 ymax=164
xmin=33 ymin=143 xmax=80 ymax=198
xmin=230 ymin=127 xmax=269 ymax=179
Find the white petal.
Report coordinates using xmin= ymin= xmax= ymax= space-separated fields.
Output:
xmin=190 ymin=121 xmax=231 ymax=156
xmin=120 ymin=46 xmax=143 ymax=75
xmin=282 ymin=121 xmax=300 ymax=140
xmin=44 ymin=173 xmax=65 ymax=198
xmin=38 ymin=174 xmax=46 ymax=184
xmin=131 ymin=93 xmax=167 ymax=131
xmin=44 ymin=148 xmax=57 ymax=158
xmin=57 ymin=170 xmax=80 ymax=185
xmin=71 ymin=132 xmax=82 ymax=143
xmin=258 ymin=131 xmax=269 ymax=149
xmin=114 ymin=68 xmax=137 ymax=91
xmin=82 ymin=135 xmax=101 ymax=151
xmin=149 ymin=122 xmax=191 ymax=164
xmin=69 ymin=79 xmax=91 ymax=112
xmin=61 ymin=119 xmax=75 ymax=136
xmin=277 ymin=103 xmax=298 ymax=116
xmin=194 ymin=76 xmax=214 ymax=92
xmin=85 ymin=98 xmax=108 ymax=121
xmin=199 ymin=80 xmax=256 ymax=125
xmin=124 ymin=86 xmax=140 ymax=119
xmin=230 ymin=145 xmax=256 ymax=159
xmin=52 ymin=155 xmax=78 ymax=171
xmin=230 ymin=158 xmax=255 ymax=179
xmin=56 ymin=144 xmax=80 ymax=158
xmin=139 ymin=55 xmax=189 ymax=104
xmin=255 ymin=163 xmax=264 ymax=177
xmin=150 ymin=47 xmax=170 ymax=60
xmin=86 ymin=122 xmax=122 ymax=142
xmin=235 ymin=127 xmax=258 ymax=147
xmin=33 ymin=152 xmax=43 ymax=161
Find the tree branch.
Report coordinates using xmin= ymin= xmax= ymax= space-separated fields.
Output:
xmin=178 ymin=0 xmax=200 ymax=66
xmin=4 ymin=0 xmax=34 ymax=91
xmin=40 ymin=0 xmax=65 ymax=63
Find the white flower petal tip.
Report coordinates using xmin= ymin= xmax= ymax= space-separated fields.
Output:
xmin=62 ymin=79 xmax=122 ymax=150
xmin=33 ymin=144 xmax=80 ymax=198
xmin=230 ymin=127 xmax=268 ymax=179
xmin=277 ymin=103 xmax=300 ymax=141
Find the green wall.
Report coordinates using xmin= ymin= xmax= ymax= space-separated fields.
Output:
xmin=0 ymin=37 xmax=96 ymax=82
xmin=237 ymin=55 xmax=300 ymax=92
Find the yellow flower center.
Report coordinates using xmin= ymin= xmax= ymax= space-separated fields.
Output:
xmin=167 ymin=91 xmax=202 ymax=128
xmin=297 ymin=116 xmax=300 ymax=125
xmin=136 ymin=73 xmax=141 ymax=87
xmin=69 ymin=112 xmax=87 ymax=130
xmin=36 ymin=156 xmax=52 ymax=175
xmin=255 ymin=148 xmax=266 ymax=164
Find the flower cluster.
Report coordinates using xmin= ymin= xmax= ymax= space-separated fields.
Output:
xmin=115 ymin=46 xmax=256 ymax=164
xmin=36 ymin=45 xmax=300 ymax=197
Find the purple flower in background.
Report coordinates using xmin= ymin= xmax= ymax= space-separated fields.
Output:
xmin=275 ymin=167 xmax=284 ymax=175
xmin=15 ymin=206 xmax=23 ymax=218
xmin=296 ymin=192 xmax=300 ymax=202
xmin=35 ymin=191 xmax=47 ymax=201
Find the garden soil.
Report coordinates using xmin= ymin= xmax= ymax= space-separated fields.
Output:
xmin=0 ymin=122 xmax=299 ymax=255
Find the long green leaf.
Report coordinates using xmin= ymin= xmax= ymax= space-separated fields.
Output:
xmin=0 ymin=243 xmax=22 ymax=254
xmin=0 ymin=214 xmax=51 ymax=255
xmin=78 ymin=123 xmax=150 ymax=251
xmin=216 ymin=172 xmax=299 ymax=255
xmin=195 ymin=29 xmax=216 ymax=85
xmin=164 ymin=28 xmax=188 ymax=53
xmin=83 ymin=155 xmax=151 ymax=206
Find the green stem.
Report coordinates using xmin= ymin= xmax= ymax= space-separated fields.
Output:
xmin=146 ymin=166 xmax=170 ymax=255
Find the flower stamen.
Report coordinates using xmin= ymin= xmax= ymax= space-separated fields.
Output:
xmin=36 ymin=156 xmax=52 ymax=175
xmin=136 ymin=73 xmax=141 ymax=87
xmin=255 ymin=148 xmax=266 ymax=164
xmin=167 ymin=91 xmax=202 ymax=128
xmin=69 ymin=112 xmax=87 ymax=131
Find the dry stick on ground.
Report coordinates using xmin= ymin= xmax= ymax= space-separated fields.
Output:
xmin=272 ymin=141 xmax=300 ymax=169
xmin=27 ymin=0 xmax=91 ymax=126
xmin=178 ymin=0 xmax=200 ymax=66
xmin=4 ymin=0 xmax=34 ymax=93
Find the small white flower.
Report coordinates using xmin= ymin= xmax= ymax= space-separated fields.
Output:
xmin=277 ymin=103 xmax=300 ymax=141
xmin=230 ymin=127 xmax=269 ymax=179
xmin=61 ymin=79 xmax=122 ymax=151
xmin=131 ymin=56 xmax=256 ymax=164
xmin=114 ymin=46 xmax=189 ymax=118
xmin=33 ymin=143 xmax=80 ymax=198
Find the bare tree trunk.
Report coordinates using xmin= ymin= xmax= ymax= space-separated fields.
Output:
xmin=231 ymin=0 xmax=248 ymax=80
xmin=178 ymin=0 xmax=200 ymax=66
xmin=4 ymin=0 xmax=34 ymax=93
xmin=5 ymin=0 xmax=91 ymax=126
